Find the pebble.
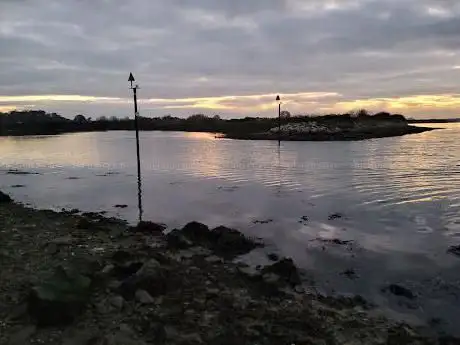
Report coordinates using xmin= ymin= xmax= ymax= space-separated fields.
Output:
xmin=50 ymin=236 xmax=73 ymax=245
xmin=135 ymin=289 xmax=154 ymax=304
xmin=8 ymin=325 xmax=36 ymax=345
xmin=110 ymin=295 xmax=124 ymax=310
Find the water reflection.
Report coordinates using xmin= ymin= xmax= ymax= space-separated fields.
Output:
xmin=1 ymin=124 xmax=460 ymax=334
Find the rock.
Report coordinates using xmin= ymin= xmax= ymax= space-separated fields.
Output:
xmin=131 ymin=221 xmax=166 ymax=233
xmin=11 ymin=184 xmax=25 ymax=188
xmin=107 ymin=280 xmax=122 ymax=291
xmin=65 ymin=330 xmax=146 ymax=345
xmin=328 ymin=213 xmax=344 ymax=220
xmin=101 ymin=264 xmax=115 ymax=275
xmin=237 ymin=266 xmax=260 ymax=278
xmin=50 ymin=236 xmax=74 ymax=245
xmin=267 ymin=253 xmax=279 ymax=261
xmin=114 ymin=204 xmax=128 ymax=208
xmin=28 ymin=266 xmax=92 ymax=326
xmin=8 ymin=325 xmax=36 ymax=345
xmin=95 ymin=299 xmax=112 ymax=314
xmin=315 ymin=238 xmax=352 ymax=246
xmin=47 ymin=243 xmax=59 ymax=255
xmin=342 ymin=269 xmax=358 ymax=279
xmin=170 ymin=223 xmax=262 ymax=257
xmin=0 ymin=191 xmax=12 ymax=203
xmin=262 ymin=273 xmax=280 ymax=284
xmin=76 ymin=218 xmax=92 ymax=229
xmin=111 ymin=250 xmax=133 ymax=263
xmin=7 ymin=303 xmax=28 ymax=321
xmin=253 ymin=219 xmax=273 ymax=224
xmin=447 ymin=245 xmax=460 ymax=257
xmin=166 ymin=229 xmax=193 ymax=249
xmin=105 ymin=330 xmax=147 ymax=345
xmin=109 ymin=295 xmax=124 ymax=310
xmin=135 ymin=289 xmax=154 ymax=304
xmin=205 ymin=255 xmax=222 ymax=263
xmin=382 ymin=284 xmax=416 ymax=300
xmin=181 ymin=221 xmax=212 ymax=241
xmin=262 ymin=258 xmax=301 ymax=287
xmin=211 ymin=226 xmax=262 ymax=258
xmin=113 ymin=262 xmax=143 ymax=280
xmin=119 ymin=259 xmax=168 ymax=299
xmin=6 ymin=169 xmax=38 ymax=175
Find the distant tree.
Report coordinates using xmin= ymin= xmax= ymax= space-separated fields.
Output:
xmin=73 ymin=114 xmax=87 ymax=123
xmin=280 ymin=110 xmax=291 ymax=118
xmin=213 ymin=114 xmax=221 ymax=121
xmin=351 ymin=109 xmax=371 ymax=118
xmin=187 ymin=114 xmax=208 ymax=121
xmin=97 ymin=116 xmax=108 ymax=121
xmin=109 ymin=116 xmax=119 ymax=122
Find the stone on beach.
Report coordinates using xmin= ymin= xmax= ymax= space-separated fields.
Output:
xmin=0 ymin=190 xmax=12 ymax=203
xmin=28 ymin=266 xmax=92 ymax=326
xmin=166 ymin=221 xmax=262 ymax=258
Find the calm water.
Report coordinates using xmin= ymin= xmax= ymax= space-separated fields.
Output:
xmin=1 ymin=124 xmax=460 ymax=333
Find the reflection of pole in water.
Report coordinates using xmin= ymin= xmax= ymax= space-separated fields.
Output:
xmin=129 ymin=72 xmax=143 ymax=222
xmin=137 ymin=172 xmax=143 ymax=222
xmin=277 ymin=142 xmax=282 ymax=195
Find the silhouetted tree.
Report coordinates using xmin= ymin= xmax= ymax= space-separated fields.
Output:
xmin=73 ymin=114 xmax=87 ymax=123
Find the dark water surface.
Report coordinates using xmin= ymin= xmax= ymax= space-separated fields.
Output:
xmin=1 ymin=124 xmax=460 ymax=334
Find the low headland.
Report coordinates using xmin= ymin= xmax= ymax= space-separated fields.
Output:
xmin=0 ymin=110 xmax=435 ymax=141
xmin=0 ymin=190 xmax=457 ymax=344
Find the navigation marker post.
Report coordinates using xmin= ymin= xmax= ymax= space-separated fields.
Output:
xmin=276 ymin=95 xmax=281 ymax=144
xmin=129 ymin=72 xmax=143 ymax=222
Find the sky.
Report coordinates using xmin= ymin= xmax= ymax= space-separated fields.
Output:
xmin=1 ymin=0 xmax=460 ymax=119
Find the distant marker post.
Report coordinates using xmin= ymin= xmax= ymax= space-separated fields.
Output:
xmin=129 ymin=72 xmax=143 ymax=222
xmin=276 ymin=95 xmax=281 ymax=144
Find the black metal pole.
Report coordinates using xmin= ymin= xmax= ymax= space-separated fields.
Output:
xmin=132 ymin=85 xmax=143 ymax=222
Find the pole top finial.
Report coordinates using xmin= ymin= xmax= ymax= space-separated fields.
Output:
xmin=276 ymin=95 xmax=280 ymax=101
xmin=128 ymin=73 xmax=135 ymax=82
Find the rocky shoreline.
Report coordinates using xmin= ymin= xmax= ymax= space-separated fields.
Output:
xmin=225 ymin=125 xmax=435 ymax=141
xmin=0 ymin=191 xmax=457 ymax=344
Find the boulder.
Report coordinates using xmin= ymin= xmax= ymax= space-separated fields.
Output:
xmin=135 ymin=289 xmax=154 ymax=304
xmin=0 ymin=191 xmax=12 ymax=203
xmin=131 ymin=221 xmax=166 ymax=234
xmin=382 ymin=284 xmax=416 ymax=300
xmin=447 ymin=245 xmax=460 ymax=257
xmin=166 ymin=229 xmax=193 ymax=249
xmin=211 ymin=226 xmax=261 ymax=258
xmin=76 ymin=218 xmax=92 ymax=230
xmin=118 ymin=259 xmax=172 ymax=299
xmin=262 ymin=258 xmax=301 ymax=287
xmin=28 ymin=266 xmax=92 ymax=326
xmin=328 ymin=213 xmax=344 ymax=220
xmin=7 ymin=325 xmax=36 ymax=345
xmin=167 ymin=222 xmax=261 ymax=258
xmin=181 ymin=221 xmax=212 ymax=241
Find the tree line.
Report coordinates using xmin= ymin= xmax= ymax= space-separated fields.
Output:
xmin=0 ymin=109 xmax=407 ymax=136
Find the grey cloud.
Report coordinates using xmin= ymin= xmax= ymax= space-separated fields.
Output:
xmin=1 ymin=0 xmax=460 ymax=118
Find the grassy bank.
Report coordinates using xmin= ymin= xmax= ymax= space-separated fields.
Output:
xmin=0 ymin=193 xmax=456 ymax=344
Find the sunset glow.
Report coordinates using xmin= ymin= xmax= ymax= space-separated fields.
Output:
xmin=2 ymin=93 xmax=460 ymax=116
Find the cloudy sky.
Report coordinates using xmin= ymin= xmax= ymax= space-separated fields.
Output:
xmin=1 ymin=0 xmax=460 ymax=119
